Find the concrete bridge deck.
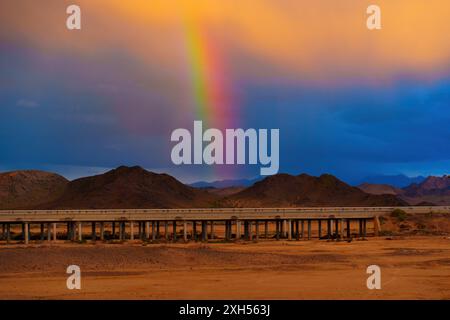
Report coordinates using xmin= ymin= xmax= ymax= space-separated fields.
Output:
xmin=0 ymin=206 xmax=448 ymax=244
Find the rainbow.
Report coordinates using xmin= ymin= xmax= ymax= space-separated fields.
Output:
xmin=182 ymin=16 xmax=234 ymax=129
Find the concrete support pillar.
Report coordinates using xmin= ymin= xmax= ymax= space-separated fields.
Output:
xmin=6 ymin=224 xmax=11 ymax=243
xmin=156 ymin=221 xmax=160 ymax=238
xmin=363 ymin=219 xmax=367 ymax=238
xmin=224 ymin=221 xmax=230 ymax=241
xmin=52 ymin=223 xmax=57 ymax=241
xmin=119 ymin=222 xmax=124 ymax=240
xmin=340 ymin=219 xmax=344 ymax=239
xmin=201 ymin=221 xmax=207 ymax=242
xmin=173 ymin=221 xmax=177 ymax=241
xmin=47 ymin=223 xmax=51 ymax=241
xmin=335 ymin=220 xmax=339 ymax=238
xmin=327 ymin=219 xmax=332 ymax=238
xmin=192 ymin=221 xmax=197 ymax=241
xmin=255 ymin=221 xmax=259 ymax=241
xmin=40 ymin=224 xmax=45 ymax=241
xmin=307 ymin=220 xmax=312 ymax=240
xmin=130 ymin=222 xmax=134 ymax=240
xmin=282 ymin=220 xmax=287 ymax=238
xmin=152 ymin=221 xmax=156 ymax=241
xmin=288 ymin=219 xmax=292 ymax=240
xmin=100 ymin=222 xmax=104 ymax=240
xmin=295 ymin=220 xmax=300 ymax=240
xmin=165 ymin=222 xmax=169 ymax=241
xmin=318 ymin=220 xmax=322 ymax=239
xmin=236 ymin=220 xmax=242 ymax=240
xmin=145 ymin=222 xmax=150 ymax=240
xmin=91 ymin=222 xmax=96 ymax=241
xmin=24 ymin=223 xmax=29 ymax=245
xmin=275 ymin=220 xmax=280 ymax=240
xmin=244 ymin=221 xmax=249 ymax=240
xmin=78 ymin=222 xmax=82 ymax=242
xmin=359 ymin=219 xmax=363 ymax=238
xmin=183 ymin=221 xmax=188 ymax=242
xmin=248 ymin=221 xmax=253 ymax=241
xmin=347 ymin=220 xmax=351 ymax=238
xmin=374 ymin=216 xmax=381 ymax=236
xmin=1 ymin=224 xmax=4 ymax=240
xmin=301 ymin=220 xmax=305 ymax=239
xmin=264 ymin=221 xmax=268 ymax=239
xmin=210 ymin=221 xmax=214 ymax=240
xmin=112 ymin=222 xmax=116 ymax=239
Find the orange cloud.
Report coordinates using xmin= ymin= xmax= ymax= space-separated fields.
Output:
xmin=1 ymin=0 xmax=449 ymax=85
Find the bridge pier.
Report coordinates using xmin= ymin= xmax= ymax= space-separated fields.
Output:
xmin=100 ymin=222 xmax=104 ymax=240
xmin=264 ymin=220 xmax=268 ymax=239
xmin=6 ymin=224 xmax=11 ymax=243
xmin=173 ymin=221 xmax=177 ymax=242
xmin=152 ymin=221 xmax=156 ymax=241
xmin=347 ymin=219 xmax=351 ymax=238
xmin=210 ymin=221 xmax=214 ymax=240
xmin=24 ymin=223 xmax=29 ymax=245
xmin=183 ymin=221 xmax=188 ymax=242
xmin=78 ymin=222 xmax=83 ymax=242
xmin=318 ymin=220 xmax=322 ymax=238
xmin=255 ymin=221 xmax=259 ymax=241
xmin=130 ymin=221 xmax=134 ymax=240
xmin=201 ymin=221 xmax=207 ymax=242
xmin=288 ymin=219 xmax=292 ymax=240
xmin=236 ymin=220 xmax=241 ymax=240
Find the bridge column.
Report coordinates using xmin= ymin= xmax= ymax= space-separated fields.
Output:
xmin=192 ymin=221 xmax=197 ymax=241
xmin=248 ymin=221 xmax=253 ymax=240
xmin=156 ymin=221 xmax=160 ymax=239
xmin=318 ymin=220 xmax=322 ymax=239
xmin=152 ymin=221 xmax=156 ymax=241
xmin=301 ymin=220 xmax=305 ymax=239
xmin=78 ymin=222 xmax=82 ymax=242
xmin=91 ymin=223 xmax=96 ymax=241
xmin=282 ymin=220 xmax=287 ymax=238
xmin=307 ymin=220 xmax=312 ymax=240
xmin=100 ymin=222 xmax=104 ymax=241
xmin=255 ymin=221 xmax=259 ymax=241
xmin=210 ymin=221 xmax=214 ymax=240
xmin=24 ymin=223 xmax=29 ymax=245
xmin=112 ymin=222 xmax=116 ymax=240
xmin=183 ymin=221 xmax=188 ymax=242
xmin=173 ymin=221 xmax=177 ymax=242
xmin=244 ymin=221 xmax=249 ymax=240
xmin=275 ymin=220 xmax=280 ymax=240
xmin=119 ymin=222 xmax=125 ymax=241
xmin=47 ymin=223 xmax=51 ymax=241
xmin=347 ymin=219 xmax=351 ymax=238
xmin=1 ymin=224 xmax=4 ymax=240
xmin=165 ymin=222 xmax=169 ymax=241
xmin=374 ymin=216 xmax=381 ymax=236
xmin=359 ymin=219 xmax=363 ymax=238
xmin=236 ymin=220 xmax=241 ymax=240
xmin=335 ymin=220 xmax=339 ymax=238
xmin=53 ymin=223 xmax=57 ymax=241
xmin=295 ymin=220 xmax=299 ymax=240
xmin=327 ymin=219 xmax=331 ymax=238
xmin=201 ymin=221 xmax=207 ymax=242
xmin=145 ymin=222 xmax=150 ymax=240
xmin=6 ymin=224 xmax=11 ymax=243
xmin=363 ymin=219 xmax=367 ymax=239
xmin=264 ymin=221 xmax=268 ymax=239
xmin=130 ymin=222 xmax=134 ymax=240
xmin=40 ymin=224 xmax=45 ymax=241
xmin=288 ymin=219 xmax=292 ymax=240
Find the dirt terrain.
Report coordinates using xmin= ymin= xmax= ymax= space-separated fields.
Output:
xmin=0 ymin=236 xmax=449 ymax=300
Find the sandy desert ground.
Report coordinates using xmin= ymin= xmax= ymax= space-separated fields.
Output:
xmin=0 ymin=236 xmax=449 ymax=300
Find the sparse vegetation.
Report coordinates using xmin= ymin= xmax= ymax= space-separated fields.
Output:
xmin=391 ymin=209 xmax=408 ymax=221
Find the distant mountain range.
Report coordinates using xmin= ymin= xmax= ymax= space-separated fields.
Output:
xmin=358 ymin=175 xmax=450 ymax=205
xmin=355 ymin=174 xmax=426 ymax=188
xmin=190 ymin=177 xmax=262 ymax=188
xmin=1 ymin=166 xmax=448 ymax=209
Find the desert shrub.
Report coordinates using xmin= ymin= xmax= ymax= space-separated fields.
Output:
xmin=391 ymin=209 xmax=408 ymax=221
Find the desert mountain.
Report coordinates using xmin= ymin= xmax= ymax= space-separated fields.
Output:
xmin=43 ymin=166 xmax=219 ymax=209
xmin=401 ymin=175 xmax=450 ymax=205
xmin=0 ymin=170 xmax=68 ymax=209
xmin=219 ymin=173 xmax=407 ymax=207
xmin=355 ymin=174 xmax=425 ymax=188
xmin=357 ymin=183 xmax=403 ymax=196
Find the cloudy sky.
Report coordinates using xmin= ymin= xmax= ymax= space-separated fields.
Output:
xmin=0 ymin=0 xmax=449 ymax=183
